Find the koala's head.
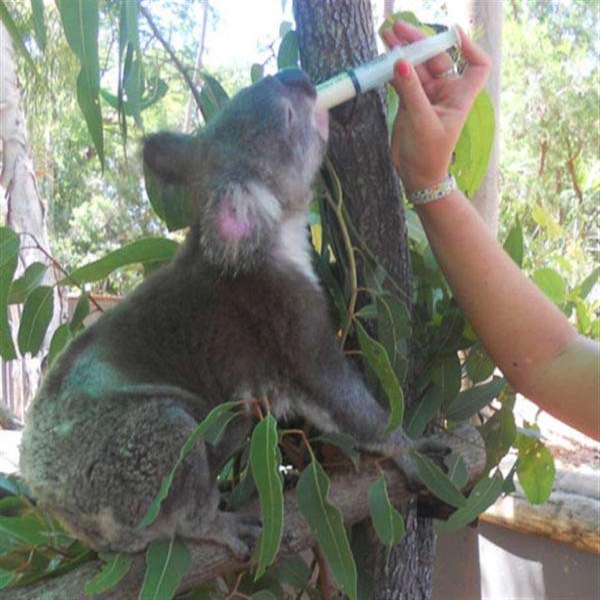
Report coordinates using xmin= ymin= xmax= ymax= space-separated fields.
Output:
xmin=143 ymin=69 xmax=329 ymax=271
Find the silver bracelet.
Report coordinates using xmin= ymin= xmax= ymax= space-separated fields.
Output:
xmin=406 ymin=174 xmax=457 ymax=205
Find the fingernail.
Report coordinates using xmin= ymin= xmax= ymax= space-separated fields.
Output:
xmin=396 ymin=61 xmax=411 ymax=78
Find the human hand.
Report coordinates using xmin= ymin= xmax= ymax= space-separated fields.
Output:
xmin=382 ymin=21 xmax=491 ymax=192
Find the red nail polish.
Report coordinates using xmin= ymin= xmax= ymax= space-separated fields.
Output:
xmin=396 ymin=61 xmax=411 ymax=78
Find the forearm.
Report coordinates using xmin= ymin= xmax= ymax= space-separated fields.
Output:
xmin=415 ymin=190 xmax=599 ymax=438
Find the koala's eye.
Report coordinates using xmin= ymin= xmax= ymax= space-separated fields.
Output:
xmin=286 ymin=105 xmax=295 ymax=128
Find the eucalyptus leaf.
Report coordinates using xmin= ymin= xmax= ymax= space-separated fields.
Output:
xmin=17 ymin=285 xmax=54 ymax=356
xmin=503 ymin=219 xmax=524 ymax=268
xmin=70 ymin=292 xmax=90 ymax=333
xmin=404 ymin=384 xmax=442 ymax=439
xmin=515 ymin=427 xmax=555 ymax=505
xmin=8 ymin=262 xmax=48 ymax=304
xmin=368 ymin=476 xmax=405 ymax=548
xmin=140 ymin=538 xmax=191 ymax=600
xmin=250 ymin=415 xmax=284 ymax=579
xmin=297 ymin=460 xmax=357 ymax=600
xmin=0 ymin=228 xmax=19 ymax=359
xmin=65 ymin=238 xmax=178 ymax=285
xmin=199 ymin=73 xmax=230 ymax=123
xmin=450 ymin=90 xmax=495 ymax=198
xmin=410 ymin=451 xmax=467 ymax=508
xmin=480 ymin=404 xmax=516 ymax=471
xmin=47 ymin=323 xmax=72 ymax=367
xmin=355 ymin=320 xmax=404 ymax=433
xmin=445 ymin=378 xmax=506 ymax=422
xmin=277 ymin=30 xmax=299 ymax=69
xmin=444 ymin=454 xmax=468 ymax=490
xmin=84 ymin=552 xmax=133 ymax=596
xmin=532 ymin=268 xmax=567 ymax=306
xmin=437 ymin=472 xmax=504 ymax=531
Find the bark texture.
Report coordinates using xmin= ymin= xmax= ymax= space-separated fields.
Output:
xmin=0 ymin=21 xmax=60 ymax=416
xmin=293 ymin=1 xmax=435 ymax=598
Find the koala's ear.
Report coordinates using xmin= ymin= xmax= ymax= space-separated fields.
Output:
xmin=143 ymin=132 xmax=197 ymax=184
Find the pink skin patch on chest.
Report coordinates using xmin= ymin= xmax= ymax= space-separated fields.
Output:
xmin=216 ymin=198 xmax=255 ymax=241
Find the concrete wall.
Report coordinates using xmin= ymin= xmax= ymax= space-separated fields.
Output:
xmin=433 ymin=522 xmax=599 ymax=600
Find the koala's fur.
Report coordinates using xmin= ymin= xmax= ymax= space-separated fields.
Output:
xmin=20 ymin=70 xmax=415 ymax=557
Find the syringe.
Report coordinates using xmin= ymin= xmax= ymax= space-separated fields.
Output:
xmin=316 ymin=26 xmax=461 ymax=110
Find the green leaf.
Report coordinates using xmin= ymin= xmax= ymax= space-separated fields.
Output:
xmin=515 ymin=427 xmax=555 ymax=505
xmin=70 ymin=292 xmax=90 ymax=333
xmin=480 ymin=404 xmax=516 ymax=471
xmin=0 ymin=514 xmax=49 ymax=546
xmin=0 ymin=228 xmax=19 ymax=359
xmin=199 ymin=73 xmax=229 ymax=123
xmin=17 ymin=285 xmax=53 ymax=356
xmin=531 ymin=268 xmax=567 ymax=306
xmin=47 ymin=323 xmax=72 ymax=367
xmin=404 ymin=384 xmax=443 ymax=439
xmin=410 ymin=451 xmax=467 ymax=508
xmin=250 ymin=415 xmax=284 ymax=579
xmin=56 ymin=0 xmax=103 ymax=166
xmin=270 ymin=556 xmax=311 ymax=590
xmin=503 ymin=219 xmax=524 ymax=268
xmin=431 ymin=355 xmax=461 ymax=408
xmin=84 ymin=552 xmax=133 ymax=596
xmin=251 ymin=592 xmax=278 ymax=600
xmin=0 ymin=2 xmax=36 ymax=70
xmin=297 ymin=460 xmax=357 ymax=600
xmin=140 ymin=538 xmax=191 ymax=600
xmin=576 ymin=267 xmax=599 ymax=299
xmin=277 ymin=30 xmax=299 ymax=69
xmin=8 ymin=262 xmax=48 ymax=304
xmin=437 ymin=472 xmax=504 ymax=531
xmin=376 ymin=292 xmax=410 ymax=383
xmin=444 ymin=453 xmax=469 ymax=490
xmin=250 ymin=63 xmax=264 ymax=83
xmin=30 ymin=0 xmax=46 ymax=51
xmin=445 ymin=378 xmax=506 ymax=422
xmin=137 ymin=402 xmax=239 ymax=530
xmin=75 ymin=67 xmax=104 ymax=168
xmin=65 ymin=238 xmax=178 ymax=285
xmin=123 ymin=54 xmax=143 ymax=128
xmin=450 ymin=91 xmax=495 ymax=198
xmin=367 ymin=476 xmax=405 ymax=548
xmin=143 ymin=164 xmax=193 ymax=231
xmin=315 ymin=432 xmax=360 ymax=469
xmin=465 ymin=343 xmax=496 ymax=384
xmin=355 ymin=321 xmax=404 ymax=433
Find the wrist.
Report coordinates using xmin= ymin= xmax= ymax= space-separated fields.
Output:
xmin=404 ymin=174 xmax=457 ymax=206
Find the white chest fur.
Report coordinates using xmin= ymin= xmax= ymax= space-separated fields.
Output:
xmin=274 ymin=213 xmax=319 ymax=285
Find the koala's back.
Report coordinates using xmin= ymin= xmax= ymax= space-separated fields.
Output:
xmin=20 ymin=247 xmax=333 ymax=550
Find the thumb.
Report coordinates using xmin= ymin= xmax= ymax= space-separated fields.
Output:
xmin=391 ymin=61 xmax=433 ymax=122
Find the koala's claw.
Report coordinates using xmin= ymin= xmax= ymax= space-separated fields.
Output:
xmin=217 ymin=512 xmax=262 ymax=561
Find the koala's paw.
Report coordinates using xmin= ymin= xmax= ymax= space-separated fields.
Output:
xmin=217 ymin=512 xmax=262 ymax=561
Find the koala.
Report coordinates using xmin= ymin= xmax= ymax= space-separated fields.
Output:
xmin=20 ymin=69 xmax=417 ymax=559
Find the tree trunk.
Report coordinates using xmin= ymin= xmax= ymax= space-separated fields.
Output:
xmin=293 ymin=2 xmax=435 ymax=598
xmin=452 ymin=0 xmax=503 ymax=233
xmin=0 ymin=21 xmax=61 ymax=417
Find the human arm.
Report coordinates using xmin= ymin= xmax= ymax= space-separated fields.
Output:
xmin=384 ymin=21 xmax=600 ymax=440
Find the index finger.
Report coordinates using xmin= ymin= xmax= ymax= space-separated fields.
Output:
xmin=457 ymin=26 xmax=491 ymax=97
xmin=390 ymin=20 xmax=455 ymax=79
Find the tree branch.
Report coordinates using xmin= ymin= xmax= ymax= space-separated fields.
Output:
xmin=9 ymin=426 xmax=485 ymax=600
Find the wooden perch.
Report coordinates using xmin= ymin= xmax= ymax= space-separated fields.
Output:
xmin=7 ymin=426 xmax=486 ymax=600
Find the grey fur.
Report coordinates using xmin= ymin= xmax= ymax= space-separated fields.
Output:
xmin=20 ymin=71 xmax=416 ymax=558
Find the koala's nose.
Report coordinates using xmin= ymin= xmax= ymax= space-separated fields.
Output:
xmin=275 ymin=69 xmax=316 ymax=98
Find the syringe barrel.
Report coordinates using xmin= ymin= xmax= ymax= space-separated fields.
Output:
xmin=316 ymin=26 xmax=460 ymax=110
